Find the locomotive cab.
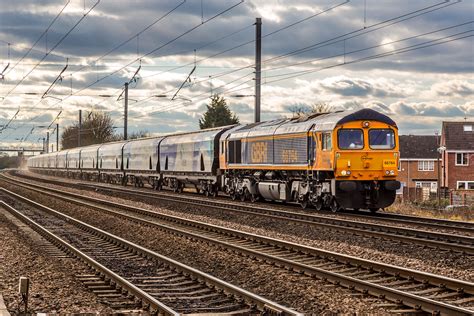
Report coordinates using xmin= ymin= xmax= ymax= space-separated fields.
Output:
xmin=334 ymin=120 xmax=400 ymax=210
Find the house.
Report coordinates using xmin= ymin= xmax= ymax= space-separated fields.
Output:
xmin=440 ymin=121 xmax=474 ymax=190
xmin=398 ymin=135 xmax=440 ymax=194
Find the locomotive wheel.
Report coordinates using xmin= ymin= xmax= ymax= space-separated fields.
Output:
xmin=211 ymin=190 xmax=218 ymax=198
xmin=314 ymin=198 xmax=323 ymax=211
xmin=205 ymin=190 xmax=210 ymax=197
xmin=240 ymin=192 xmax=247 ymax=202
xmin=369 ymin=208 xmax=379 ymax=213
xmin=230 ymin=192 xmax=237 ymax=200
xmin=177 ymin=185 xmax=184 ymax=193
xmin=330 ymin=198 xmax=340 ymax=213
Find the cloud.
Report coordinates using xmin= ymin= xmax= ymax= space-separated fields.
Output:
xmin=432 ymin=80 xmax=474 ymax=97
xmin=319 ymin=76 xmax=406 ymax=98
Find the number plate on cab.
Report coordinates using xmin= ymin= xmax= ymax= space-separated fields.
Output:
xmin=383 ymin=160 xmax=397 ymax=169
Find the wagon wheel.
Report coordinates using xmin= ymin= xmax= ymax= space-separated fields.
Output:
xmin=177 ymin=184 xmax=184 ymax=193
xmin=230 ymin=192 xmax=237 ymax=201
xmin=240 ymin=189 xmax=248 ymax=202
xmin=211 ymin=189 xmax=218 ymax=198
xmin=205 ymin=189 xmax=210 ymax=197
xmin=250 ymin=194 xmax=258 ymax=203
xmin=300 ymin=198 xmax=309 ymax=209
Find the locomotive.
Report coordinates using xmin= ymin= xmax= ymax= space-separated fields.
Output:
xmin=27 ymin=108 xmax=401 ymax=212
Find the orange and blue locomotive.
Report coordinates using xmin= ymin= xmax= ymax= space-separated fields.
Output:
xmin=219 ymin=108 xmax=400 ymax=211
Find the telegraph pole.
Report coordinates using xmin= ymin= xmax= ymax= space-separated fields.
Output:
xmin=46 ymin=132 xmax=49 ymax=153
xmin=56 ymin=123 xmax=59 ymax=151
xmin=124 ymin=82 xmax=128 ymax=140
xmin=78 ymin=110 xmax=82 ymax=147
xmin=255 ymin=17 xmax=262 ymax=123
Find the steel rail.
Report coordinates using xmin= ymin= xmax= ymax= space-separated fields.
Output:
xmin=0 ymin=187 xmax=302 ymax=316
xmin=7 ymin=172 xmax=472 ymax=255
xmin=0 ymin=200 xmax=179 ymax=316
xmin=2 ymin=180 xmax=473 ymax=315
xmin=14 ymin=170 xmax=474 ymax=233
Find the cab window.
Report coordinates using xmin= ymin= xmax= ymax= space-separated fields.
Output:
xmin=369 ymin=129 xmax=395 ymax=149
xmin=322 ymin=132 xmax=332 ymax=150
xmin=338 ymin=129 xmax=364 ymax=149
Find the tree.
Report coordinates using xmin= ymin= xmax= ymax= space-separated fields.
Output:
xmin=61 ymin=111 xmax=117 ymax=149
xmin=289 ymin=101 xmax=333 ymax=118
xmin=129 ymin=130 xmax=150 ymax=139
xmin=199 ymin=94 xmax=239 ymax=129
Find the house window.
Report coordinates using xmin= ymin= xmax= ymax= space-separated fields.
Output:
xmin=418 ymin=160 xmax=434 ymax=171
xmin=456 ymin=153 xmax=469 ymax=166
xmin=457 ymin=181 xmax=474 ymax=190
xmin=464 ymin=125 xmax=472 ymax=132
xmin=415 ymin=181 xmax=437 ymax=192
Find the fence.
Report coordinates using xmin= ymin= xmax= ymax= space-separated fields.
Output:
xmin=399 ymin=187 xmax=473 ymax=208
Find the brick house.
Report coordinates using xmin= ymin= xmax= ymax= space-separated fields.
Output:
xmin=398 ymin=135 xmax=440 ymax=195
xmin=440 ymin=121 xmax=474 ymax=190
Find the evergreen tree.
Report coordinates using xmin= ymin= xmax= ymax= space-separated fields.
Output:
xmin=199 ymin=94 xmax=239 ymax=129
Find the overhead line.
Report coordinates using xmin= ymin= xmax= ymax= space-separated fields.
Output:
xmin=141 ymin=0 xmax=349 ymax=81
xmin=5 ymin=1 xmax=245 ymax=142
xmin=1 ymin=0 xmax=100 ymax=101
xmin=262 ymin=0 xmax=457 ymax=65
xmin=70 ymin=0 xmax=187 ymax=76
xmin=263 ymin=21 xmax=474 ymax=73
xmin=264 ymin=32 xmax=473 ymax=83
xmin=3 ymin=0 xmax=71 ymax=77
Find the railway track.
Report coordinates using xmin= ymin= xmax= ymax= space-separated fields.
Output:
xmin=5 ymin=172 xmax=474 ymax=255
xmin=13 ymin=170 xmax=474 ymax=234
xmin=0 ymin=188 xmax=300 ymax=315
xmin=1 ymin=177 xmax=474 ymax=315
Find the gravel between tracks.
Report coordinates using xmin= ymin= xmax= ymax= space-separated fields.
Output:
xmin=0 ymin=207 xmax=114 ymax=314
xmin=11 ymin=172 xmax=474 ymax=283
xmin=19 ymin=170 xmax=474 ymax=237
xmin=1 ymin=181 xmax=393 ymax=315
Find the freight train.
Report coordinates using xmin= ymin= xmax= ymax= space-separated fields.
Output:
xmin=27 ymin=108 xmax=401 ymax=212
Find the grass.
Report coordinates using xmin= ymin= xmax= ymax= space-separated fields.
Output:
xmin=386 ymin=201 xmax=474 ymax=222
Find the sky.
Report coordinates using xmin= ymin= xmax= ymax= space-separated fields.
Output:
xmin=0 ymin=0 xmax=473 ymax=150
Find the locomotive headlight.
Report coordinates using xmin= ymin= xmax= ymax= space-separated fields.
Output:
xmin=389 ymin=170 xmax=395 ymax=175
xmin=341 ymin=170 xmax=347 ymax=176
xmin=385 ymin=170 xmax=390 ymax=175
xmin=341 ymin=170 xmax=351 ymax=176
xmin=346 ymin=170 xmax=351 ymax=175
xmin=362 ymin=121 xmax=370 ymax=128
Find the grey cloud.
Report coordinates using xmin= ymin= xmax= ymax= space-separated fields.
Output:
xmin=433 ymin=80 xmax=474 ymax=97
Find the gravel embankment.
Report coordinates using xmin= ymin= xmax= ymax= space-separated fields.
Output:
xmin=1 ymin=181 xmax=391 ymax=315
xmin=18 ymin=170 xmax=474 ymax=236
xmin=11 ymin=172 xmax=473 ymax=283
xmin=0 ymin=208 xmax=114 ymax=314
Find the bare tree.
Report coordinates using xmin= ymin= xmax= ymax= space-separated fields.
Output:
xmin=289 ymin=101 xmax=333 ymax=118
xmin=129 ymin=130 xmax=150 ymax=139
xmin=61 ymin=111 xmax=117 ymax=149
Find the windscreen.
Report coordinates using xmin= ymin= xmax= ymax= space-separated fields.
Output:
xmin=338 ymin=129 xmax=364 ymax=149
xmin=369 ymin=129 xmax=395 ymax=149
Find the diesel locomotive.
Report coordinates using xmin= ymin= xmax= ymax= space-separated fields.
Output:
xmin=27 ymin=108 xmax=401 ymax=212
